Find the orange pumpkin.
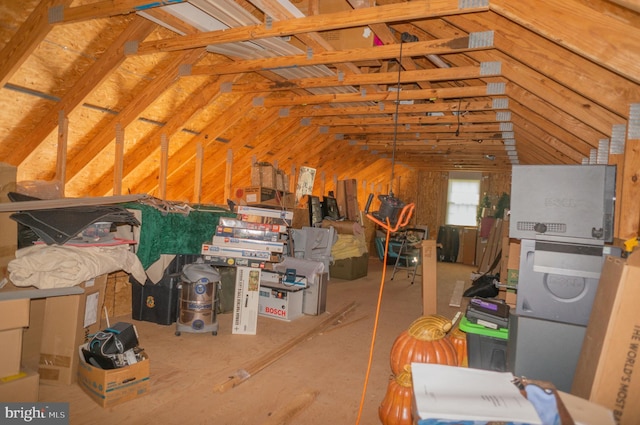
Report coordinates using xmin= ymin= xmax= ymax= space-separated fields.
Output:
xmin=379 ymin=366 xmax=414 ymax=425
xmin=447 ymin=327 xmax=468 ymax=367
xmin=390 ymin=314 xmax=458 ymax=375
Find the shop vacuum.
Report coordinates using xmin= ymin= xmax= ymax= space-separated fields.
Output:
xmin=175 ymin=263 xmax=221 ymax=336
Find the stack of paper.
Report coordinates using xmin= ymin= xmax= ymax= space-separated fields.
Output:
xmin=411 ymin=363 xmax=543 ymax=425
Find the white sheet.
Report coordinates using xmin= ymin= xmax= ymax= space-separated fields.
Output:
xmin=8 ymin=244 xmax=147 ymax=289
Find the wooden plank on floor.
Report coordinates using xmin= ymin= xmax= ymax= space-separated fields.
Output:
xmin=213 ymin=301 xmax=357 ymax=393
xmin=449 ymin=280 xmax=465 ymax=307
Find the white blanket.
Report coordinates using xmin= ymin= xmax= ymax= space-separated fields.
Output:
xmin=8 ymin=244 xmax=147 ymax=289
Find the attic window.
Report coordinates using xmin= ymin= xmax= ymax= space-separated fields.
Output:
xmin=446 ymin=172 xmax=481 ymax=226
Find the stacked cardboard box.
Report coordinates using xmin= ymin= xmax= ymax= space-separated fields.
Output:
xmin=242 ymin=162 xmax=295 ymax=208
xmin=0 ymin=298 xmax=39 ymax=402
xmin=335 ymin=179 xmax=360 ymax=221
xmin=0 ymin=162 xmax=17 ymax=280
xmin=18 ymin=275 xmax=108 ymax=387
xmin=251 ymin=162 xmax=290 ymax=190
xmin=234 ymin=186 xmax=295 ymax=209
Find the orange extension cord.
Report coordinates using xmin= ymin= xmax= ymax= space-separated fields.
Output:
xmin=355 ymin=203 xmax=415 ymax=425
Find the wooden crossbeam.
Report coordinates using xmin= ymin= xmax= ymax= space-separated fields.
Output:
xmin=135 ymin=1 xmax=489 ymax=55
xmin=65 ymin=49 xmax=205 ymax=184
xmin=287 ymin=99 xmax=506 ymax=117
xmin=55 ymin=0 xmax=188 ymax=24
xmin=6 ymin=16 xmax=156 ymax=167
xmin=0 ymin=0 xmax=74 ymax=90
xmin=190 ymin=37 xmax=491 ymax=76
xmin=262 ymin=85 xmax=491 ymax=107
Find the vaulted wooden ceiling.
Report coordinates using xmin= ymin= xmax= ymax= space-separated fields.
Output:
xmin=0 ymin=0 xmax=638 ymax=205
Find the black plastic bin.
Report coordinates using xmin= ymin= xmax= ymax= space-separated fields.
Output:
xmin=130 ymin=254 xmax=200 ymax=325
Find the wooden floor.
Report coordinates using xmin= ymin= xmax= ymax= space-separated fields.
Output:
xmin=38 ymin=259 xmax=476 ymax=425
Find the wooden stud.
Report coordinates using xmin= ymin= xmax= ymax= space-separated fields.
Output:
xmin=159 ymin=134 xmax=168 ymax=200
xmin=194 ymin=142 xmax=203 ymax=204
xmin=113 ymin=123 xmax=124 ymax=196
xmin=56 ymin=110 xmax=68 ymax=197
xmin=224 ymin=149 xmax=233 ymax=203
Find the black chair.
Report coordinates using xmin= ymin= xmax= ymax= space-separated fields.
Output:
xmin=390 ymin=228 xmax=428 ymax=284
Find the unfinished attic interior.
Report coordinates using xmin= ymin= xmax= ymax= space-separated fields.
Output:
xmin=0 ymin=0 xmax=639 ymax=423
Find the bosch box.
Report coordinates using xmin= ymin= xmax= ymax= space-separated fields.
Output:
xmin=258 ymin=282 xmax=303 ymax=322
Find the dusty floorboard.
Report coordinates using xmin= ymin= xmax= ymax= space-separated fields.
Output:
xmin=37 ymin=260 xmax=476 ymax=425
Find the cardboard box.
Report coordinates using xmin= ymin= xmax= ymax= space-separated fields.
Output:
xmin=0 ymin=162 xmax=17 ymax=280
xmin=211 ymin=236 xmax=285 ymax=253
xmin=77 ymin=347 xmax=150 ymax=408
xmin=0 ymin=298 xmax=30 ymax=331
xmin=236 ymin=205 xmax=294 ymax=227
xmin=258 ymin=283 xmax=304 ymax=321
xmin=231 ymin=267 xmax=261 ymax=335
xmin=218 ymin=217 xmax=288 ymax=234
xmin=276 ymin=169 xmax=288 ymax=192
xmin=558 ymin=391 xmax=615 ymax=425
xmin=202 ymin=244 xmax=271 ymax=260
xmin=236 ymin=186 xmax=283 ymax=205
xmin=202 ymin=255 xmax=266 ymax=268
xmin=251 ymin=163 xmax=277 ymax=189
xmin=0 ymin=369 xmax=39 ymax=402
xmin=572 ymin=252 xmax=640 ymax=425
xmin=330 ymin=253 xmax=368 ymax=280
xmin=21 ymin=275 xmax=108 ymax=386
xmin=0 ymin=298 xmax=30 ymax=379
xmin=0 ymin=328 xmax=23 ymax=378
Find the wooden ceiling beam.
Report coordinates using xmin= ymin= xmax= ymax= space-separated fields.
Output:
xmin=0 ymin=0 xmax=74 ymax=94
xmin=287 ymin=99 xmax=504 ymax=117
xmin=90 ymin=74 xmax=242 ymax=196
xmin=310 ymin=112 xmax=503 ymax=126
xmin=505 ymin=83 xmax=607 ymax=146
xmin=344 ymin=0 xmax=437 ymax=91
xmin=412 ymin=16 xmax=619 ymax=162
xmin=261 ymin=84 xmax=493 ymax=107
xmin=247 ymin=0 xmax=382 ymax=95
xmin=189 ymin=36 xmax=490 ymax=75
xmin=448 ymin=12 xmax=636 ymax=120
xmin=137 ymin=93 xmax=257 ymax=197
xmin=490 ymin=0 xmax=640 ymax=84
xmin=133 ymin=1 xmax=489 ymax=54
xmin=227 ymin=64 xmax=497 ymax=92
xmin=515 ymin=130 xmax=575 ymax=165
xmin=328 ymin=123 xmax=503 ymax=134
xmin=170 ymin=106 xmax=286 ymax=202
xmin=8 ymin=16 xmax=157 ymax=167
xmin=52 ymin=0 xmax=188 ymax=24
xmin=66 ymin=49 xmax=206 ymax=184
xmin=352 ymin=138 xmax=505 ymax=147
xmin=510 ymin=114 xmax=585 ymax=164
